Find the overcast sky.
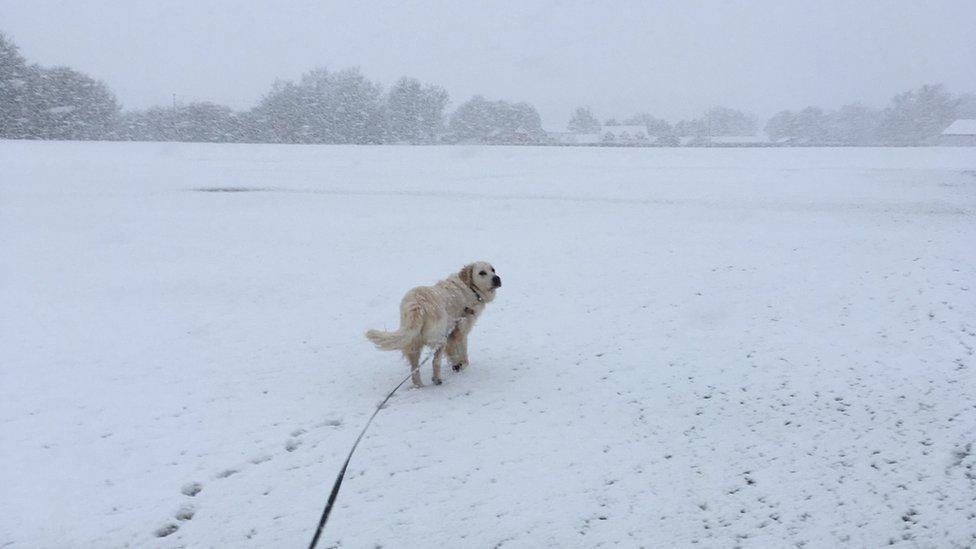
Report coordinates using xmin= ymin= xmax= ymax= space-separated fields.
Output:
xmin=1 ymin=0 xmax=974 ymax=127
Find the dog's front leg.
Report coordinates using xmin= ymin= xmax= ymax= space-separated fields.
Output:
xmin=431 ymin=347 xmax=444 ymax=385
xmin=456 ymin=332 xmax=470 ymax=370
xmin=447 ymin=327 xmax=470 ymax=372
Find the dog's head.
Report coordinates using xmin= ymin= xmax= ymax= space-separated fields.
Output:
xmin=458 ymin=261 xmax=501 ymax=300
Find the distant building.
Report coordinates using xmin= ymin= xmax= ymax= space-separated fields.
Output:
xmin=682 ymin=135 xmax=770 ymax=147
xmin=654 ymin=135 xmax=680 ymax=147
xmin=941 ymin=119 xmax=976 ymax=146
xmin=600 ymin=125 xmax=649 ymax=143
xmin=772 ymin=136 xmax=805 ymax=146
xmin=484 ymin=126 xmax=542 ymax=145
xmin=546 ymin=125 xmax=659 ymax=146
xmin=701 ymin=135 xmax=770 ymax=147
xmin=546 ymin=130 xmax=601 ymax=145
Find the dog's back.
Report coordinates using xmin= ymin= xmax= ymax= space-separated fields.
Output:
xmin=365 ymin=286 xmax=446 ymax=351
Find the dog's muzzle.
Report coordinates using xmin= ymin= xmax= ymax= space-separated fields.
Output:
xmin=492 ymin=275 xmax=502 ymax=288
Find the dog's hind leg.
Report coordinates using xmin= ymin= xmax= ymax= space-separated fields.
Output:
xmin=403 ymin=343 xmax=423 ymax=387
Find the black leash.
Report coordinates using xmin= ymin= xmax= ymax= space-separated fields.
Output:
xmin=306 ymin=349 xmax=435 ymax=549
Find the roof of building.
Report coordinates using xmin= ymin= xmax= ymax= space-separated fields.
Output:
xmin=575 ymin=133 xmax=602 ymax=144
xmin=545 ymin=131 xmax=601 ymax=144
xmin=601 ymin=125 xmax=648 ymax=136
xmin=709 ymin=135 xmax=769 ymax=144
xmin=943 ymin=119 xmax=976 ymax=136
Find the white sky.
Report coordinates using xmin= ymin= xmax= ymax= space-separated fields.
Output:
xmin=1 ymin=0 xmax=974 ymax=127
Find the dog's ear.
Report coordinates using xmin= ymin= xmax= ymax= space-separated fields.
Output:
xmin=458 ymin=264 xmax=473 ymax=285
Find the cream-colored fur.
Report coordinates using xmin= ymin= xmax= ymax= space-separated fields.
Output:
xmin=365 ymin=261 xmax=501 ymax=386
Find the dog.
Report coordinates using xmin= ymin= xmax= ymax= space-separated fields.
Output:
xmin=365 ymin=261 xmax=501 ymax=386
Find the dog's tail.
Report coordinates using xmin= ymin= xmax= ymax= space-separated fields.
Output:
xmin=365 ymin=305 xmax=423 ymax=351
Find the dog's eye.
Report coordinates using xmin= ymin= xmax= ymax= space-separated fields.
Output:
xmin=478 ymin=271 xmax=487 ymax=276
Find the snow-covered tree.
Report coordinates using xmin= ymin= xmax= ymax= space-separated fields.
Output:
xmin=956 ymin=93 xmax=976 ymax=119
xmin=120 ymin=102 xmax=241 ymax=142
xmin=250 ymin=67 xmax=385 ymax=144
xmin=675 ymin=107 xmax=757 ymax=137
xmin=171 ymin=102 xmax=240 ymax=142
xmin=764 ymin=110 xmax=795 ymax=142
xmin=2 ymin=33 xmax=118 ymax=140
xmin=792 ymin=107 xmax=829 ymax=144
xmin=23 ymin=65 xmax=119 ymax=140
xmin=704 ymin=107 xmax=758 ymax=136
xmin=878 ymin=84 xmax=958 ymax=145
xmin=567 ymin=106 xmax=600 ymax=133
xmin=827 ymin=103 xmax=883 ymax=145
xmin=386 ymin=77 xmax=449 ymax=144
xmin=0 ymin=32 xmax=30 ymax=138
xmin=449 ymin=95 xmax=544 ymax=144
xmin=767 ymin=84 xmax=965 ymax=145
xmin=623 ymin=112 xmax=672 ymax=136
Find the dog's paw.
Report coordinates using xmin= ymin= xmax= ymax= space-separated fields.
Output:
xmin=432 ymin=377 xmax=443 ymax=385
xmin=451 ymin=362 xmax=467 ymax=372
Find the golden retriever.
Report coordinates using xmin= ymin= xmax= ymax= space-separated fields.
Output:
xmin=365 ymin=261 xmax=501 ymax=386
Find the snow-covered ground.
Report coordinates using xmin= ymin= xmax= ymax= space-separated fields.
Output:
xmin=2 ymin=141 xmax=975 ymax=548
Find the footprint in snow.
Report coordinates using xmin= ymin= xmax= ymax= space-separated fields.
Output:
xmin=154 ymin=523 xmax=179 ymax=538
xmin=176 ymin=505 xmax=195 ymax=521
xmin=181 ymin=482 xmax=203 ymax=497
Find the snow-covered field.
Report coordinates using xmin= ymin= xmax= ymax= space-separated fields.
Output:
xmin=2 ymin=141 xmax=975 ymax=548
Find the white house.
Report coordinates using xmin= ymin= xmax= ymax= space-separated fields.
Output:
xmin=941 ymin=119 xmax=976 ymax=146
xmin=694 ymin=135 xmax=770 ymax=147
xmin=547 ymin=125 xmax=651 ymax=145
xmin=600 ymin=125 xmax=649 ymax=143
xmin=546 ymin=130 xmax=602 ymax=145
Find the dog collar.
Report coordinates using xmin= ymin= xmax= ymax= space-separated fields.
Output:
xmin=467 ymin=284 xmax=485 ymax=304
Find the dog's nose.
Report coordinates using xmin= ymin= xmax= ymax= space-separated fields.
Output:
xmin=492 ymin=275 xmax=501 ymax=288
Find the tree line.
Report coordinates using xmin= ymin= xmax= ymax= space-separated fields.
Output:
xmin=2 ymin=31 xmax=974 ymax=146
xmin=0 ymin=32 xmax=543 ymax=144
xmin=571 ymin=86 xmax=975 ymax=146
xmin=571 ymin=106 xmax=759 ymax=141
